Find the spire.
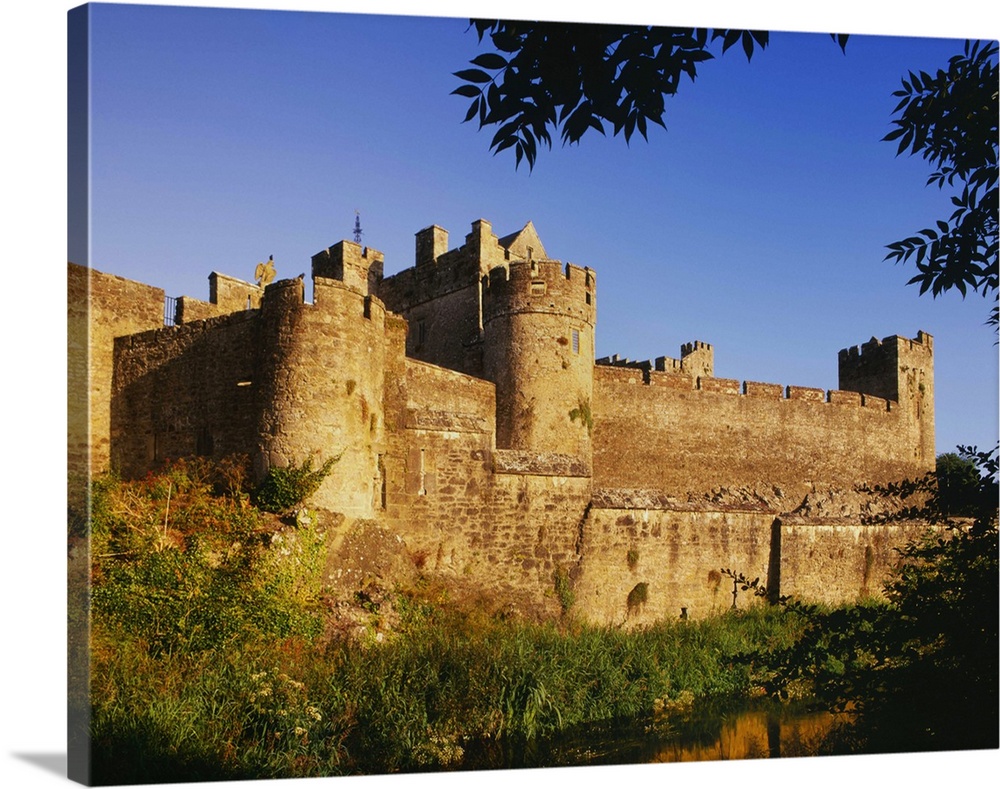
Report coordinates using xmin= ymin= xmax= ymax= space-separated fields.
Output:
xmin=353 ymin=210 xmax=363 ymax=244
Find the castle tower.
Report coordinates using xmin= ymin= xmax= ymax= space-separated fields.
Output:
xmin=838 ymin=331 xmax=935 ymax=468
xmin=311 ymin=239 xmax=384 ymax=296
xmin=482 ymin=258 xmax=596 ymax=458
xmin=254 ymin=273 xmax=390 ymax=518
xmin=680 ymin=340 xmax=714 ymax=379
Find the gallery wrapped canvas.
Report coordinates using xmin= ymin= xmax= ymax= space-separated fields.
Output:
xmin=56 ymin=1 xmax=997 ymax=787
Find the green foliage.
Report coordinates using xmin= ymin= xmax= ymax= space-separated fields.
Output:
xmin=253 ymin=455 xmax=338 ymax=513
xmin=89 ymin=638 xmax=354 ymax=783
xmin=316 ymin=600 xmax=798 ymax=772
xmin=936 ymin=451 xmax=983 ymax=516
xmin=626 ymin=547 xmax=639 ymax=570
xmin=729 ymin=445 xmax=999 ymax=752
xmin=553 ymin=566 xmax=575 ymax=614
xmin=454 ymin=21 xmax=846 ymax=169
xmin=89 ymin=462 xmax=336 ymax=782
xmin=568 ymin=397 xmax=594 ymax=433
xmin=91 ymin=538 xmax=803 ymax=783
xmin=883 ymin=40 xmax=998 ymax=328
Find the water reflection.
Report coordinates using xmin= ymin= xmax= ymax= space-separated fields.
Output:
xmin=459 ymin=702 xmax=851 ymax=770
xmin=649 ymin=706 xmax=847 ymax=762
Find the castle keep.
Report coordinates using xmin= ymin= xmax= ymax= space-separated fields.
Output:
xmin=69 ymin=218 xmax=936 ymax=623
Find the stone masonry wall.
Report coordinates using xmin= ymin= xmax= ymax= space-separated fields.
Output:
xmin=176 ymin=273 xmax=263 ymax=324
xmin=111 ymin=311 xmax=259 ymax=478
xmin=82 ymin=216 xmax=941 ymax=626
xmin=574 ymin=501 xmax=932 ymax=626
xmin=776 ymin=516 xmax=932 ymax=602
xmin=253 ymin=277 xmax=390 ymax=518
xmin=382 ymin=359 xmax=497 ymax=558
xmin=69 ymin=263 xmax=165 ymax=483
xmin=378 ymin=251 xmax=485 ymax=376
xmin=381 ymin=358 xmax=593 ymax=613
xmin=592 ymin=364 xmax=928 ymax=503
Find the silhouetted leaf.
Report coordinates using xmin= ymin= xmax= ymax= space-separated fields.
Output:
xmin=454 ymin=68 xmax=492 ymax=83
xmin=451 ymin=84 xmax=483 ymax=98
xmin=470 ymin=52 xmax=508 ymax=70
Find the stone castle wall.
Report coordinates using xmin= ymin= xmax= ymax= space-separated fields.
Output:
xmin=68 ymin=262 xmax=164 ymax=486
xmin=378 ymin=220 xmax=511 ymax=377
xmin=574 ymin=500 xmax=932 ymax=625
xmin=73 ymin=216 xmax=939 ymax=622
xmin=382 ymin=358 xmax=497 ymax=560
xmin=592 ymin=362 xmax=931 ymax=502
xmin=175 ymin=272 xmax=263 ymax=324
xmin=482 ymin=260 xmax=596 ymax=456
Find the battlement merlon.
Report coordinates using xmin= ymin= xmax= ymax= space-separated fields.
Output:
xmin=311 ymin=240 xmax=384 ymax=296
xmin=415 ymin=225 xmax=449 ymax=267
xmin=465 ymin=218 xmax=507 ymax=274
xmin=838 ymin=330 xmax=933 ymax=362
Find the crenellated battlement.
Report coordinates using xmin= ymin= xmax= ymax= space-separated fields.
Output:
xmin=598 ymin=339 xmax=713 ymax=381
xmin=311 ymin=240 xmax=384 ymax=296
xmin=594 ymin=363 xmax=897 ymax=413
xmin=681 ymin=340 xmax=712 ymax=355
xmin=249 ymin=274 xmax=392 ymax=331
xmin=482 ymin=258 xmax=596 ymax=326
xmin=838 ymin=330 xmax=933 ymax=366
xmin=838 ymin=331 xmax=933 ymax=405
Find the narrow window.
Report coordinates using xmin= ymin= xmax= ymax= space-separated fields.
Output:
xmin=572 ymin=329 xmax=580 ymax=354
xmin=196 ymin=427 xmax=214 ymax=457
xmin=418 ymin=448 xmax=427 ymax=495
xmin=374 ymin=454 xmax=386 ymax=509
xmin=416 ymin=319 xmax=427 ymax=350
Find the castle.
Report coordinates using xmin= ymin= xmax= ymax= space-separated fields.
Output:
xmin=68 ymin=218 xmax=936 ymax=623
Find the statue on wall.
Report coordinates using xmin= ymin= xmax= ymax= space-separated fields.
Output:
xmin=254 ymin=255 xmax=277 ymax=288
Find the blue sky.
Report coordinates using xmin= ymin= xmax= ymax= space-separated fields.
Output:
xmin=76 ymin=1 xmax=998 ymax=455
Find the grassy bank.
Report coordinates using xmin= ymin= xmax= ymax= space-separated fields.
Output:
xmin=91 ymin=601 xmax=804 ymax=781
xmin=83 ymin=461 xmax=809 ymax=782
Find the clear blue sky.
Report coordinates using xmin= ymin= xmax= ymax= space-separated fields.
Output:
xmin=76 ymin=1 xmax=998 ymax=456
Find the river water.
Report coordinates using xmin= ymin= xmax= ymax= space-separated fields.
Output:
xmin=458 ymin=701 xmax=851 ymax=770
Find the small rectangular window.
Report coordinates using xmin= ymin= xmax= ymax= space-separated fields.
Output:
xmin=572 ymin=329 xmax=580 ymax=354
xmin=196 ymin=427 xmax=214 ymax=457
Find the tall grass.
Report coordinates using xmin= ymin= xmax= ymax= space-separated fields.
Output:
xmin=91 ymin=600 xmax=803 ymax=780
xmin=86 ymin=462 xmax=808 ymax=782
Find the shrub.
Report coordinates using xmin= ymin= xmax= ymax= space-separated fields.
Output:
xmin=253 ymin=456 xmax=338 ymax=513
xmin=553 ymin=567 xmax=575 ymax=614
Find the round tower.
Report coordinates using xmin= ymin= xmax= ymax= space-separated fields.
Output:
xmin=254 ymin=275 xmax=388 ymax=517
xmin=482 ymin=259 xmax=596 ymax=458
